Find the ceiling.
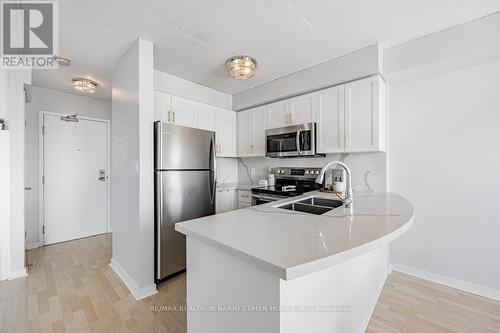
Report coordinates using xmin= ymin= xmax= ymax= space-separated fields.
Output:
xmin=32 ymin=0 xmax=500 ymax=101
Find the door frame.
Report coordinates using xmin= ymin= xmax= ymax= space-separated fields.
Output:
xmin=38 ymin=111 xmax=111 ymax=245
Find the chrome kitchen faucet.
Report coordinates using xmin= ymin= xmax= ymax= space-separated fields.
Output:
xmin=315 ymin=161 xmax=353 ymax=208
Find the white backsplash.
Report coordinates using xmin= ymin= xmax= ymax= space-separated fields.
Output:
xmin=216 ymin=157 xmax=239 ymax=184
xmin=238 ymin=152 xmax=388 ymax=192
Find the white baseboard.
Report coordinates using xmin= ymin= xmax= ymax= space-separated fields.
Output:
xmin=391 ymin=263 xmax=500 ymax=302
xmin=26 ymin=242 xmax=41 ymax=250
xmin=109 ymin=258 xmax=157 ymax=301
xmin=9 ymin=267 xmax=28 ymax=280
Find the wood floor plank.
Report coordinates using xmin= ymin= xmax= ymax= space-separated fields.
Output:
xmin=0 ymin=234 xmax=498 ymax=332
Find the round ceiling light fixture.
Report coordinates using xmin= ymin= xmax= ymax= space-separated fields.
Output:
xmin=226 ymin=55 xmax=257 ymax=80
xmin=53 ymin=56 xmax=71 ymax=66
xmin=72 ymin=78 xmax=98 ymax=94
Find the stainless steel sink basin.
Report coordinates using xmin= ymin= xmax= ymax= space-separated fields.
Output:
xmin=295 ymin=197 xmax=343 ymax=209
xmin=276 ymin=196 xmax=343 ymax=215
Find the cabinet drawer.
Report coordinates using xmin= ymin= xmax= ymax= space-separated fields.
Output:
xmin=238 ymin=201 xmax=252 ymax=209
xmin=238 ymin=190 xmax=252 ymax=204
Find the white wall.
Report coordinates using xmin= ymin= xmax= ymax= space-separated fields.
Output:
xmin=232 ymin=45 xmax=381 ymax=111
xmin=384 ymin=11 xmax=500 ymax=84
xmin=24 ymin=86 xmax=111 ymax=247
xmin=111 ymin=39 xmax=156 ymax=300
xmin=389 ymin=60 xmax=500 ymax=293
xmin=0 ymin=69 xmax=31 ymax=280
xmin=154 ymin=69 xmax=232 ymax=110
xmin=239 ymin=153 xmax=387 ymax=192
xmin=0 ymin=131 xmax=10 ymax=280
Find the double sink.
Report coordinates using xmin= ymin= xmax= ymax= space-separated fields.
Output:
xmin=276 ymin=196 xmax=343 ymax=215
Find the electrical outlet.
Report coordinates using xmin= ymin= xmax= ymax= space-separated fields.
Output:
xmin=250 ymin=168 xmax=256 ymax=175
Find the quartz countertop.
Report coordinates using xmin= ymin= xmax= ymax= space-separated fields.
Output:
xmin=176 ymin=191 xmax=414 ymax=280
xmin=216 ymin=182 xmax=260 ymax=192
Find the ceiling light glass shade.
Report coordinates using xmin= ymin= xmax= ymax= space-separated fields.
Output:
xmin=226 ymin=56 xmax=257 ymax=79
xmin=72 ymin=78 xmax=98 ymax=93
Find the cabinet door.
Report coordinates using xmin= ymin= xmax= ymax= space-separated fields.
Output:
xmin=171 ymin=96 xmax=198 ymax=128
xmin=266 ymin=101 xmax=289 ymax=129
xmin=197 ymin=105 xmax=217 ymax=132
xmin=249 ymin=106 xmax=266 ymax=156
xmin=216 ymin=109 xmax=237 ymax=157
xmin=237 ymin=110 xmax=251 ymax=157
xmin=216 ymin=190 xmax=236 ymax=214
xmin=344 ymin=76 xmax=384 ymax=152
xmin=317 ymin=86 xmax=345 ymax=153
xmin=154 ymin=92 xmax=169 ymax=123
xmin=289 ymin=93 xmax=316 ymax=125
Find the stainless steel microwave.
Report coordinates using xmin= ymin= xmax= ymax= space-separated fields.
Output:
xmin=265 ymin=123 xmax=323 ymax=158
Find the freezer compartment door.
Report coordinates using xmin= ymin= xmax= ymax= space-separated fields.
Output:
xmin=156 ymin=170 xmax=216 ymax=280
xmin=154 ymin=121 xmax=215 ymax=170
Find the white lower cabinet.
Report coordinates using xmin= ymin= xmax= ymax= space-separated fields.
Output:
xmin=237 ymin=189 xmax=252 ymax=208
xmin=216 ymin=190 xmax=236 ymax=214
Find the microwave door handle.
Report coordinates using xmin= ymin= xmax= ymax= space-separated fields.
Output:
xmin=296 ymin=130 xmax=301 ymax=155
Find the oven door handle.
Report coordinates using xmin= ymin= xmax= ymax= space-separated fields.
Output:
xmin=296 ymin=130 xmax=301 ymax=156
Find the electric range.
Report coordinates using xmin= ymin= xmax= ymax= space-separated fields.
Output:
xmin=251 ymin=167 xmax=323 ymax=205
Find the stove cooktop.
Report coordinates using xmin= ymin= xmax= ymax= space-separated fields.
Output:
xmin=251 ymin=184 xmax=319 ymax=197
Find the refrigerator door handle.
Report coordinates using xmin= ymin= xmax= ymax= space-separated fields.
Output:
xmin=155 ymin=171 xmax=163 ymax=280
xmin=210 ymin=137 xmax=217 ymax=204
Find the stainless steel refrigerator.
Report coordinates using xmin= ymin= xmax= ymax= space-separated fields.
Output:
xmin=154 ymin=121 xmax=216 ymax=282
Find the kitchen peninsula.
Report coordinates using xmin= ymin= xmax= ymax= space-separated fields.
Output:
xmin=176 ymin=191 xmax=414 ymax=333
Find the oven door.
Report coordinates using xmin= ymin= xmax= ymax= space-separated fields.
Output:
xmin=265 ymin=123 xmax=316 ymax=158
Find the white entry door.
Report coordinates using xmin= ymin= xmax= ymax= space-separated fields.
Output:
xmin=43 ymin=114 xmax=108 ymax=245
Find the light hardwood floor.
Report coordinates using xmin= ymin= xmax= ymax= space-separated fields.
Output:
xmin=0 ymin=234 xmax=498 ymax=332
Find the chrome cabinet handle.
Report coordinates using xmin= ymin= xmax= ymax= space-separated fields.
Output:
xmin=173 ymin=111 xmax=176 ymax=123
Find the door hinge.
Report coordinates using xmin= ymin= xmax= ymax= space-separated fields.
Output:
xmin=25 ymin=231 xmax=27 ymax=238
xmin=42 ymin=225 xmax=45 ymax=234
xmin=42 ymin=176 xmax=45 ymax=184
xmin=42 ymin=126 xmax=45 ymax=135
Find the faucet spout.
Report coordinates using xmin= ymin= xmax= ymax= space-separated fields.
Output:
xmin=315 ymin=161 xmax=353 ymax=208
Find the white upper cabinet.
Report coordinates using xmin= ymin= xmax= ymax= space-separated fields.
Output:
xmin=316 ymin=75 xmax=385 ymax=153
xmin=216 ymin=109 xmax=237 ymax=157
xmin=237 ymin=110 xmax=250 ymax=156
xmin=266 ymin=101 xmax=289 ymax=129
xmin=197 ymin=104 xmax=217 ymax=132
xmin=344 ymin=76 xmax=385 ymax=152
xmin=171 ymin=96 xmax=198 ymax=128
xmin=317 ymin=85 xmax=345 ymax=154
xmin=288 ymin=93 xmax=316 ymax=125
xmin=153 ymin=91 xmax=171 ymax=123
xmin=251 ymin=106 xmax=266 ymax=156
xmin=238 ymin=106 xmax=266 ymax=157
xmin=266 ymin=93 xmax=316 ymax=129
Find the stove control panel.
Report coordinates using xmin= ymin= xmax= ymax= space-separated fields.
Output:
xmin=274 ymin=167 xmax=322 ymax=179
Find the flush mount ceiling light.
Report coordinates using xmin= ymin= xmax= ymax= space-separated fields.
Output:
xmin=53 ymin=55 xmax=71 ymax=66
xmin=226 ymin=56 xmax=257 ymax=80
xmin=72 ymin=78 xmax=98 ymax=94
